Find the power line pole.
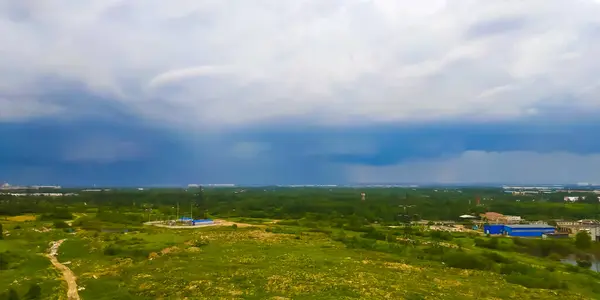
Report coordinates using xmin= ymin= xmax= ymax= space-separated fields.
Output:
xmin=399 ymin=205 xmax=415 ymax=240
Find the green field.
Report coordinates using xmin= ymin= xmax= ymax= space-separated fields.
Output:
xmin=3 ymin=187 xmax=600 ymax=299
xmin=2 ymin=221 xmax=597 ymax=299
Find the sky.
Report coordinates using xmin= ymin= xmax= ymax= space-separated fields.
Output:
xmin=2 ymin=0 xmax=600 ymax=186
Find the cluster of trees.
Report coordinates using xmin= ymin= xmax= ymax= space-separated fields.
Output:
xmin=1 ymin=284 xmax=41 ymax=300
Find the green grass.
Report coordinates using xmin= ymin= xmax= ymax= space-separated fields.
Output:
xmin=0 ymin=227 xmax=65 ymax=299
xmin=3 ymin=218 xmax=600 ymax=299
xmin=45 ymin=226 xmax=594 ymax=299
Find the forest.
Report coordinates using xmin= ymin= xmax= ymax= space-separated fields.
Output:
xmin=1 ymin=187 xmax=599 ymax=224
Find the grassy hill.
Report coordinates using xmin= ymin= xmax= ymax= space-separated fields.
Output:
xmin=2 ymin=216 xmax=600 ymax=299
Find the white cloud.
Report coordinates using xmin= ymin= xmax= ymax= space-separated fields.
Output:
xmin=1 ymin=0 xmax=600 ymax=127
xmin=346 ymin=151 xmax=600 ymax=184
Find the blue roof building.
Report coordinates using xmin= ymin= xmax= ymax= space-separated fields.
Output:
xmin=192 ymin=219 xmax=214 ymax=226
xmin=483 ymin=224 xmax=505 ymax=235
xmin=504 ymin=224 xmax=555 ymax=237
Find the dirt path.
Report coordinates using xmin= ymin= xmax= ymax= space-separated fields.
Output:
xmin=47 ymin=239 xmax=81 ymax=300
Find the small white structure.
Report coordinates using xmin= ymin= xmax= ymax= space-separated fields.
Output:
xmin=505 ymin=215 xmax=522 ymax=223
xmin=459 ymin=214 xmax=477 ymax=219
xmin=564 ymin=196 xmax=581 ymax=202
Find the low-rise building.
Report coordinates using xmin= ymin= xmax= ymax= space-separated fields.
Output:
xmin=588 ymin=227 xmax=600 ymax=242
xmin=504 ymin=215 xmax=522 ymax=224
xmin=504 ymin=224 xmax=556 ymax=237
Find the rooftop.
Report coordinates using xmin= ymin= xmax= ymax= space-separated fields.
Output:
xmin=504 ymin=224 xmax=555 ymax=229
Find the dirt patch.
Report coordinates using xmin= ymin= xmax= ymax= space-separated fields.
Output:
xmin=433 ymin=278 xmax=462 ymax=287
xmin=7 ymin=215 xmax=36 ymax=222
xmin=383 ymin=262 xmax=422 ymax=272
xmin=215 ymin=220 xmax=259 ymax=228
xmin=160 ymin=246 xmax=179 ymax=255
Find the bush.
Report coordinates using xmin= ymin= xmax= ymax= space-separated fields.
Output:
xmin=500 ymin=262 xmax=533 ymax=275
xmin=443 ymin=252 xmax=494 ymax=271
xmin=24 ymin=283 xmax=41 ymax=299
xmin=193 ymin=237 xmax=210 ymax=247
xmin=103 ymin=245 xmax=121 ymax=256
xmin=52 ymin=221 xmax=70 ymax=229
xmin=482 ymin=251 xmax=512 ymax=264
xmin=506 ymin=273 xmax=567 ymax=290
xmin=547 ymin=253 xmax=563 ymax=261
xmin=361 ymin=230 xmax=388 ymax=241
xmin=577 ymin=259 xmax=592 ymax=269
xmin=307 ymin=228 xmax=332 ymax=235
xmin=429 ymin=230 xmax=453 ymax=241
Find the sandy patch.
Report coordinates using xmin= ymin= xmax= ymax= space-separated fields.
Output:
xmin=7 ymin=215 xmax=36 ymax=222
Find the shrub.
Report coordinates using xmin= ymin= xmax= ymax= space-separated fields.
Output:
xmin=443 ymin=252 xmax=494 ymax=271
xmin=500 ymin=262 xmax=533 ymax=275
xmin=193 ymin=237 xmax=210 ymax=247
xmin=577 ymin=259 xmax=592 ymax=269
xmin=430 ymin=230 xmax=453 ymax=241
xmin=506 ymin=273 xmax=567 ymax=290
xmin=361 ymin=230 xmax=388 ymax=241
xmin=547 ymin=253 xmax=562 ymax=261
xmin=482 ymin=251 xmax=512 ymax=264
xmin=52 ymin=221 xmax=70 ymax=229
xmin=24 ymin=283 xmax=41 ymax=299
xmin=307 ymin=228 xmax=332 ymax=235
xmin=103 ymin=245 xmax=121 ymax=256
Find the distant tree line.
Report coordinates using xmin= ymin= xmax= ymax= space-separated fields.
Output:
xmin=2 ymin=187 xmax=600 ymax=223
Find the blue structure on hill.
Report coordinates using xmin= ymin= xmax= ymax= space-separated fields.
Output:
xmin=483 ymin=224 xmax=556 ymax=237
xmin=192 ymin=219 xmax=214 ymax=225
xmin=484 ymin=224 xmax=505 ymax=235
xmin=178 ymin=217 xmax=214 ymax=226
xmin=504 ymin=224 xmax=555 ymax=237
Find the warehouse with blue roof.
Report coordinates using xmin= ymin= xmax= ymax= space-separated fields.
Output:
xmin=483 ymin=224 xmax=555 ymax=237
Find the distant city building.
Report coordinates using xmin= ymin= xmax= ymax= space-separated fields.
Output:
xmin=0 ymin=192 xmax=77 ymax=197
xmin=564 ymin=196 xmax=600 ymax=202
xmin=504 ymin=215 xmax=522 ymax=224
xmin=31 ymin=185 xmax=61 ymax=189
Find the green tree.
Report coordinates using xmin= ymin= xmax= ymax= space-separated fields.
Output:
xmin=575 ymin=231 xmax=592 ymax=250
xmin=8 ymin=288 xmax=19 ymax=300
xmin=52 ymin=221 xmax=69 ymax=229
xmin=24 ymin=284 xmax=41 ymax=299
xmin=0 ymin=252 xmax=8 ymax=270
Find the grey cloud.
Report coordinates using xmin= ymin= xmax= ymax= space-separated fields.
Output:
xmin=465 ymin=16 xmax=528 ymax=39
xmin=347 ymin=151 xmax=600 ymax=184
